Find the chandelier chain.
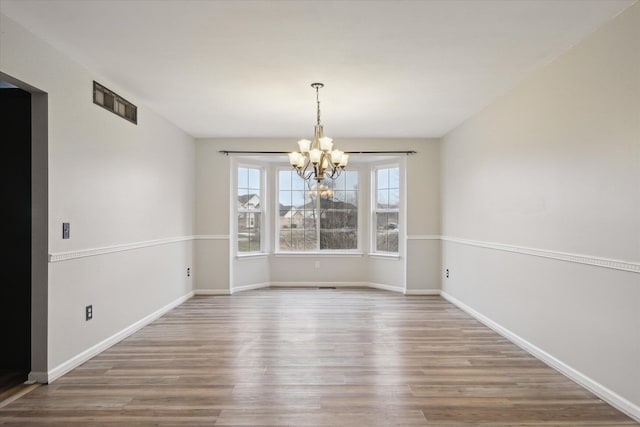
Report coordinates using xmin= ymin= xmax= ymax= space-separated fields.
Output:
xmin=316 ymin=84 xmax=321 ymax=125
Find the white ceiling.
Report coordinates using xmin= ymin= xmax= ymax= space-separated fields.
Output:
xmin=0 ymin=0 xmax=634 ymax=138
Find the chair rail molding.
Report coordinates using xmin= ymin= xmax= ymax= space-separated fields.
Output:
xmin=49 ymin=234 xmax=230 ymax=262
xmin=441 ymin=236 xmax=639 ymax=274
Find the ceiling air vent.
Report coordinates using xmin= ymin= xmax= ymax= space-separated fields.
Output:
xmin=93 ymin=81 xmax=137 ymax=124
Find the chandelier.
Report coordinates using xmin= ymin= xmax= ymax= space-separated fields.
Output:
xmin=288 ymin=83 xmax=348 ymax=182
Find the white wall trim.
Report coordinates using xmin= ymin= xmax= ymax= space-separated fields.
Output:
xmin=406 ymin=234 xmax=441 ymax=240
xmin=236 ymin=253 xmax=269 ymax=260
xmin=193 ymin=234 xmax=230 ymax=240
xmin=231 ymin=282 xmax=271 ymax=294
xmin=48 ymin=235 xmax=194 ymax=262
xmin=270 ymin=281 xmax=371 ymax=288
xmin=368 ymin=282 xmax=404 ymax=293
xmin=193 ymin=288 xmax=231 ymax=295
xmin=440 ymin=291 xmax=640 ymax=423
xmin=48 ymin=234 xmax=229 ymax=262
xmin=404 ymin=289 xmax=441 ymax=295
xmin=368 ymin=253 xmax=402 ymax=260
xmin=196 ymin=282 xmax=411 ymax=294
xmin=272 ymin=252 xmax=364 ymax=258
xmin=32 ymin=292 xmax=194 ymax=384
xmin=442 ymin=236 xmax=640 ymax=274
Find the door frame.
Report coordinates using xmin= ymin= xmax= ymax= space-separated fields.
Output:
xmin=0 ymin=71 xmax=49 ymax=382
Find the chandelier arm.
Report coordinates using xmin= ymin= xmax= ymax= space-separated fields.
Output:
xmin=325 ymin=165 xmax=342 ymax=180
xmin=296 ymin=156 xmax=312 ymax=178
xmin=301 ymin=167 xmax=314 ymax=181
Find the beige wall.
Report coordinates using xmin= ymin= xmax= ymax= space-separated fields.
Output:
xmin=1 ymin=13 xmax=196 ymax=377
xmin=441 ymin=2 xmax=639 ymax=414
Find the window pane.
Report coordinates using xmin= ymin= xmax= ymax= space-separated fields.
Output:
xmin=389 ymin=167 xmax=400 ymax=188
xmin=238 ymin=168 xmax=260 ymax=209
xmin=238 ymin=167 xmax=248 ymax=189
xmin=376 ymin=212 xmax=388 ymax=252
xmin=375 ymin=212 xmax=398 ymax=253
xmin=279 ymin=190 xmax=292 ymax=211
xmin=304 ymin=217 xmax=318 ymax=250
xmin=292 ymin=190 xmax=306 ymax=208
xmin=237 ymin=187 xmax=249 ymax=206
xmin=346 ymin=171 xmax=358 ymax=190
xmin=279 ymin=170 xmax=292 ymax=191
xmin=237 ymin=167 xmax=261 ymax=253
xmin=377 ymin=168 xmax=389 ymax=189
xmin=377 ymin=189 xmax=389 ymax=209
xmin=291 ymin=172 xmax=305 ymax=190
xmin=249 ymin=194 xmax=260 ymax=209
xmin=333 ymin=172 xmax=346 ymax=190
xmin=345 ymin=191 xmax=358 ymax=207
xmin=374 ymin=167 xmax=400 ymax=254
xmin=238 ymin=212 xmax=261 ymax=252
xmin=319 ymin=189 xmax=357 ymax=250
xmin=248 ymin=168 xmax=260 ymax=190
xmin=388 ymin=188 xmax=399 ymax=209
xmin=279 ymin=226 xmax=293 ymax=250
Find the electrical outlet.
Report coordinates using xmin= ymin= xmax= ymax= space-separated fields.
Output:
xmin=62 ymin=222 xmax=70 ymax=239
xmin=315 ymin=261 xmax=320 ymax=269
xmin=187 ymin=267 xmax=191 ymax=277
xmin=445 ymin=269 xmax=449 ymax=278
xmin=85 ymin=305 xmax=93 ymax=321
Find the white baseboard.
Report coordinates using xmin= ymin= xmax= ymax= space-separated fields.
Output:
xmin=195 ymin=282 xmax=424 ymax=294
xmin=193 ymin=288 xmax=231 ymax=295
xmin=269 ymin=281 xmax=370 ymax=288
xmin=231 ymin=282 xmax=270 ymax=294
xmin=404 ymin=289 xmax=441 ymax=295
xmin=229 ymin=282 xmax=433 ymax=295
xmin=440 ymin=291 xmax=640 ymax=423
xmin=37 ymin=292 xmax=194 ymax=384
xmin=368 ymin=282 xmax=404 ymax=293
xmin=27 ymin=371 xmax=48 ymax=383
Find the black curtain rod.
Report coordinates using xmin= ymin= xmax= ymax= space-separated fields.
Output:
xmin=219 ymin=150 xmax=417 ymax=155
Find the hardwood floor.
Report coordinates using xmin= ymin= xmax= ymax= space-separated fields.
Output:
xmin=0 ymin=371 xmax=27 ymax=400
xmin=0 ymin=288 xmax=636 ymax=426
xmin=0 ymin=370 xmax=35 ymax=409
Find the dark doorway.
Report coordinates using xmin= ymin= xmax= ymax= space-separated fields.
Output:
xmin=0 ymin=83 xmax=32 ymax=396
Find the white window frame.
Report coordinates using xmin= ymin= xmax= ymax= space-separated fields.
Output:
xmin=371 ymin=163 xmax=402 ymax=256
xmin=233 ymin=162 xmax=266 ymax=257
xmin=274 ymin=165 xmax=363 ymax=255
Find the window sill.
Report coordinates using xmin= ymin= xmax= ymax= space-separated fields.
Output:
xmin=273 ymin=252 xmax=364 ymax=257
xmin=236 ymin=253 xmax=269 ymax=260
xmin=368 ymin=253 xmax=401 ymax=259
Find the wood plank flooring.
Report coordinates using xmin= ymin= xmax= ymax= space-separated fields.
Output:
xmin=0 ymin=371 xmax=28 ymax=400
xmin=0 ymin=288 xmax=636 ymax=426
xmin=0 ymin=370 xmax=35 ymax=409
